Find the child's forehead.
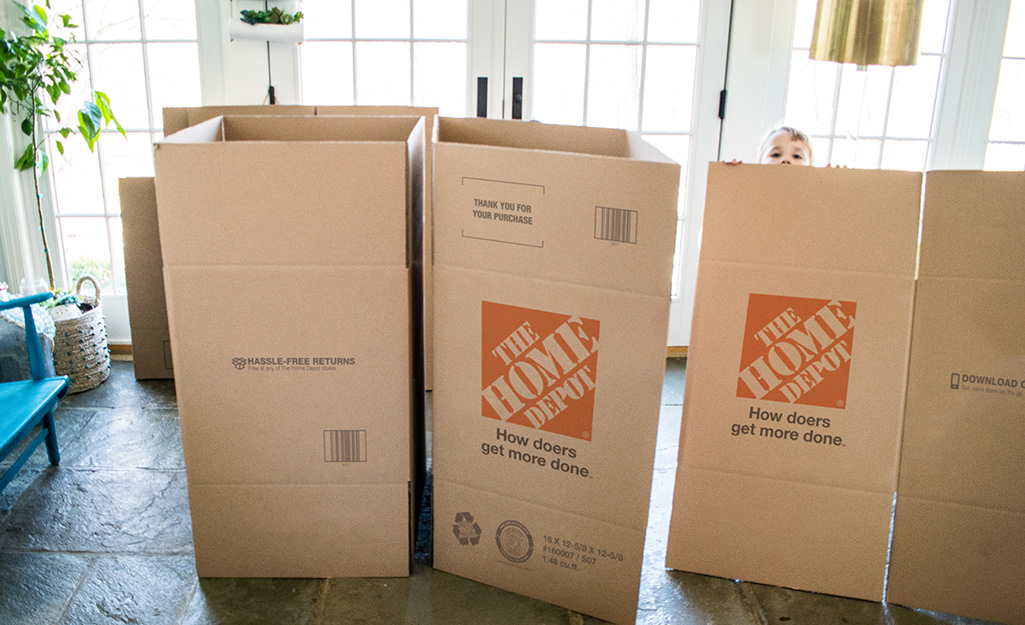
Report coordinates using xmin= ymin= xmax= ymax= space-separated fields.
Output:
xmin=766 ymin=130 xmax=806 ymax=145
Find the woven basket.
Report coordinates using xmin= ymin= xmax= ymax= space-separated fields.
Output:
xmin=53 ymin=276 xmax=110 ymax=393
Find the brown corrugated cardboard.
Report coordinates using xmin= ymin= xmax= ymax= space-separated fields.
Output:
xmin=666 ymin=164 xmax=921 ymax=601
xmin=888 ymin=171 xmax=1025 ymax=625
xmin=154 ymin=114 xmax=425 ymax=577
xmin=160 ymin=105 xmax=439 ymax=391
xmin=161 ymin=105 xmax=315 ymax=136
xmin=317 ymin=106 xmax=438 ymax=391
xmin=119 ymin=177 xmax=173 ymax=379
xmin=431 ymin=117 xmax=680 ymax=625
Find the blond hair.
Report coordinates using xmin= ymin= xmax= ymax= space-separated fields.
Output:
xmin=760 ymin=126 xmax=813 ymax=164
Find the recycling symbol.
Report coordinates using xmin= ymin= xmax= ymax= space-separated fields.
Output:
xmin=452 ymin=512 xmax=482 ymax=546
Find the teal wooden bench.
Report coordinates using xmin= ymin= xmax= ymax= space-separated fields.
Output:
xmin=0 ymin=292 xmax=69 ymax=493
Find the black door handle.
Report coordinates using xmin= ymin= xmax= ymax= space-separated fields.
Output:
xmin=477 ymin=77 xmax=488 ymax=118
xmin=512 ymin=77 xmax=523 ymax=120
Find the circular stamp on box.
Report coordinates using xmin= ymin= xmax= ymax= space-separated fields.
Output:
xmin=452 ymin=512 xmax=482 ymax=546
xmin=495 ymin=520 xmax=533 ymax=563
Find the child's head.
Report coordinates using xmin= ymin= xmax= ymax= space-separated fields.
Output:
xmin=759 ymin=127 xmax=812 ymax=166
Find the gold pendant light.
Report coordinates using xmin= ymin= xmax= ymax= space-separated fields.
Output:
xmin=809 ymin=0 xmax=925 ymax=69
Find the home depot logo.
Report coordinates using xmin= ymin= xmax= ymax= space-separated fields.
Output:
xmin=481 ymin=301 xmax=599 ymax=441
xmin=736 ymin=294 xmax=856 ymax=408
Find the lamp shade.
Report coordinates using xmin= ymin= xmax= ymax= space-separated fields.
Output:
xmin=809 ymin=0 xmax=925 ymax=67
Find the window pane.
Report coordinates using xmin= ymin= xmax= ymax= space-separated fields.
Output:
xmin=301 ymin=42 xmax=355 ymax=104
xmin=834 ymin=64 xmax=891 ymax=138
xmin=793 ymin=0 xmax=818 ymax=48
xmin=302 ymin=0 xmax=353 ymax=39
xmin=51 ymin=44 xmax=94 ymax=129
xmin=532 ymin=44 xmax=586 ymax=125
xmin=830 ymin=137 xmax=882 ymax=169
xmin=49 ymin=0 xmax=85 ymax=41
xmin=60 ymin=217 xmax=113 ymax=291
xmin=100 ymin=132 xmax=155 ymax=215
xmin=414 ymin=42 xmax=467 ymax=116
xmin=148 ymin=43 xmax=202 ymax=126
xmin=49 ymin=138 xmax=103 ymax=216
xmin=84 ymin=0 xmax=141 ymax=40
xmin=535 ymin=0 xmax=587 ymax=41
xmin=989 ymin=59 xmax=1025 ymax=142
xmin=354 ymin=0 xmax=410 ymax=38
xmin=886 ymin=55 xmax=940 ymax=139
xmin=807 ymin=136 xmax=831 ymax=167
xmin=642 ymin=45 xmax=696 ymax=132
xmin=90 ymin=43 xmax=149 ymax=129
xmin=647 ymin=0 xmax=700 ymax=44
xmin=143 ymin=0 xmax=197 ymax=40
xmin=984 ymin=143 xmax=1025 ymax=171
xmin=1005 ymin=0 xmax=1025 ymax=57
xmin=414 ymin=0 xmax=467 ymax=39
xmin=785 ymin=51 xmax=838 ymax=135
xmin=110 ymin=218 xmax=127 ymax=292
xmin=591 ymin=0 xmax=645 ymax=41
xmin=356 ymin=42 xmax=411 ymax=104
xmin=587 ymin=44 xmax=642 ymax=130
xmin=918 ymin=0 xmax=951 ymax=54
xmin=881 ymin=139 xmax=928 ymax=171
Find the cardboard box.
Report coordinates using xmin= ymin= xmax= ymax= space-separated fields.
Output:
xmin=154 ymin=114 xmax=425 ymax=577
xmin=120 ymin=177 xmax=174 ymax=379
xmin=431 ymin=117 xmax=680 ymax=625
xmin=161 ymin=105 xmax=439 ymax=391
xmin=887 ymin=171 xmax=1025 ymax=624
xmin=162 ymin=105 xmax=316 ymax=136
xmin=665 ymin=164 xmax=921 ymax=601
xmin=317 ymin=106 xmax=439 ymax=391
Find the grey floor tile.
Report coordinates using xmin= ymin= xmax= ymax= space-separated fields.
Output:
xmin=383 ymin=565 xmax=585 ymax=625
xmin=885 ymin=602 xmax=1004 ymax=625
xmin=0 ymin=408 xmax=97 ymax=475
xmin=661 ymin=358 xmax=686 ymax=406
xmin=636 ymin=570 xmax=761 ymax=625
xmin=745 ymin=582 xmax=890 ymax=625
xmin=59 ymin=555 xmax=197 ymax=625
xmin=59 ymin=361 xmax=176 ymax=410
xmin=0 ymin=468 xmax=192 ymax=554
xmin=0 ymin=552 xmax=90 ymax=625
xmin=182 ymin=578 xmax=323 ymax=625
xmin=59 ymin=408 xmax=184 ymax=470
xmin=1 ymin=467 xmax=44 ymax=519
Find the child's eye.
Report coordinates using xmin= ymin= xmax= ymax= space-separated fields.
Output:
xmin=793 ymin=154 xmax=803 ymax=160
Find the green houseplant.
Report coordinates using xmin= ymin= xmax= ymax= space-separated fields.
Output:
xmin=0 ymin=0 xmax=124 ymax=290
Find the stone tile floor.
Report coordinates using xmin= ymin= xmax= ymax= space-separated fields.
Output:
xmin=0 ymin=359 xmax=1001 ymax=624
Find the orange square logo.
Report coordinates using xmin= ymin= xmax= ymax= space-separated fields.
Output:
xmin=736 ymin=294 xmax=856 ymax=409
xmin=482 ymin=301 xmax=599 ymax=441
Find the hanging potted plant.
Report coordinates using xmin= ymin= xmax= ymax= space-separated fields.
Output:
xmin=0 ymin=0 xmax=125 ymax=290
xmin=229 ymin=2 xmax=304 ymax=43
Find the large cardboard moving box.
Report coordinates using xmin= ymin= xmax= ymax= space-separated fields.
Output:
xmin=154 ymin=114 xmax=425 ymax=577
xmin=888 ymin=171 xmax=1025 ymax=625
xmin=120 ymin=177 xmax=173 ymax=379
xmin=666 ymin=164 xmax=921 ymax=601
xmin=431 ymin=117 xmax=680 ymax=625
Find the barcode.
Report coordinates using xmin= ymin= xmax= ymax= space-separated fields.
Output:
xmin=594 ymin=206 xmax=638 ymax=244
xmin=324 ymin=430 xmax=367 ymax=463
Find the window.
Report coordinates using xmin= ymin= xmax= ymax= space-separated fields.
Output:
xmin=298 ymin=0 xmax=468 ymax=115
xmin=985 ymin=0 xmax=1025 ymax=170
xmin=531 ymin=0 xmax=702 ymax=298
xmin=44 ymin=0 xmax=201 ymax=293
xmin=783 ymin=0 xmax=953 ymax=170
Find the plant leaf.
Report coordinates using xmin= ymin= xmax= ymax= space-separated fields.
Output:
xmin=56 ymin=139 xmax=64 ymax=155
xmin=21 ymin=117 xmax=33 ymax=135
xmin=15 ymin=143 xmax=35 ymax=171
